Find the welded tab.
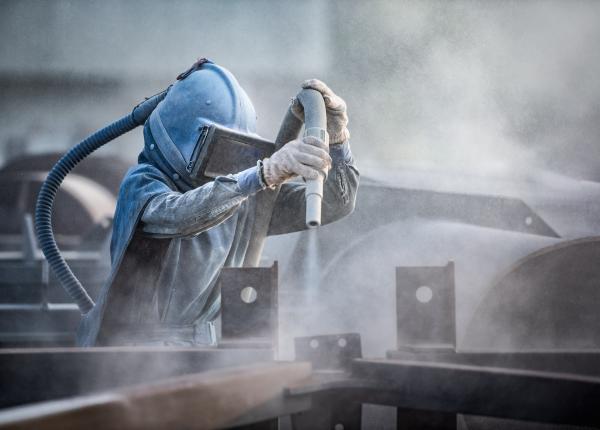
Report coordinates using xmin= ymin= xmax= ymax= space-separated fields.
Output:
xmin=219 ymin=262 xmax=278 ymax=347
xmin=294 ymin=332 xmax=362 ymax=371
xmin=396 ymin=262 xmax=456 ymax=349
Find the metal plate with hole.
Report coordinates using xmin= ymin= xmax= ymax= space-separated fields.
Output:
xmin=294 ymin=333 xmax=362 ymax=371
xmin=396 ymin=262 xmax=455 ymax=349
xmin=219 ymin=262 xmax=278 ymax=346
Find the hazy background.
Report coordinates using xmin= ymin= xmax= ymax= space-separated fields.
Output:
xmin=1 ymin=6 xmax=600 ymax=430
xmin=1 ymin=0 xmax=600 ymax=359
xmin=1 ymin=0 xmax=600 ymax=181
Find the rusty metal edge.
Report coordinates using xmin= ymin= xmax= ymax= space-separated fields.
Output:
xmin=0 ymin=361 xmax=312 ymax=430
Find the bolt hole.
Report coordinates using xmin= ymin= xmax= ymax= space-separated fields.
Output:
xmin=309 ymin=339 xmax=319 ymax=349
xmin=415 ymin=286 xmax=433 ymax=303
xmin=240 ymin=286 xmax=258 ymax=304
xmin=337 ymin=338 xmax=347 ymax=348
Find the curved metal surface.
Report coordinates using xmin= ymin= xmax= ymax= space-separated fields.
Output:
xmin=466 ymin=236 xmax=600 ymax=349
xmin=0 ymin=172 xmax=115 ymax=243
xmin=0 ymin=153 xmax=130 ymax=197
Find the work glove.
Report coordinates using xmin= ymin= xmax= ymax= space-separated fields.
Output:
xmin=291 ymin=79 xmax=350 ymax=145
xmin=262 ymin=136 xmax=332 ymax=187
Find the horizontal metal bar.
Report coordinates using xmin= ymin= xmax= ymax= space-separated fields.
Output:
xmin=387 ymin=349 xmax=600 ymax=376
xmin=351 ymin=359 xmax=600 ymax=427
xmin=0 ymin=347 xmax=275 ymax=409
xmin=0 ymin=308 xmax=81 ymax=346
xmin=0 ymin=362 xmax=312 ymax=430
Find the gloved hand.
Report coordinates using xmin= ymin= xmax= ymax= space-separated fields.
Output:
xmin=291 ymin=79 xmax=350 ymax=144
xmin=262 ymin=136 xmax=332 ymax=187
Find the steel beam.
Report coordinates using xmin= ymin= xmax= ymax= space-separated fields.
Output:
xmin=351 ymin=358 xmax=600 ymax=427
xmin=387 ymin=349 xmax=600 ymax=376
xmin=0 ymin=347 xmax=274 ymax=409
xmin=0 ymin=362 xmax=312 ymax=430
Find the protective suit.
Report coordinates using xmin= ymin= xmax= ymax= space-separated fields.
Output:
xmin=77 ymin=60 xmax=359 ymax=346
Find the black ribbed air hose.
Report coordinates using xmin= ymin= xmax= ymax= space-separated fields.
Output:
xmin=35 ymin=90 xmax=167 ymax=314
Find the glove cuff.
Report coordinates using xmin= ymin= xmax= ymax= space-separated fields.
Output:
xmin=262 ymin=158 xmax=280 ymax=188
xmin=330 ymin=128 xmax=351 ymax=145
xmin=257 ymin=159 xmax=276 ymax=190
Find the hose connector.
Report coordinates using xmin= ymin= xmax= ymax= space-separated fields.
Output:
xmin=131 ymin=89 xmax=169 ymax=125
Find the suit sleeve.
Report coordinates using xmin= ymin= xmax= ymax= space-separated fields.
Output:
xmin=140 ymin=165 xmax=264 ymax=238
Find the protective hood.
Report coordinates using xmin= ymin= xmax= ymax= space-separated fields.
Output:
xmin=145 ymin=60 xmax=259 ymax=189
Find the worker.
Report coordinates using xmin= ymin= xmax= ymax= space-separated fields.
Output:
xmin=77 ymin=59 xmax=359 ymax=346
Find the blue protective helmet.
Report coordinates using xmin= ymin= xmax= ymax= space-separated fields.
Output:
xmin=145 ymin=60 xmax=260 ymax=187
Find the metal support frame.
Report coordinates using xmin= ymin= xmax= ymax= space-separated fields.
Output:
xmin=287 ymin=358 xmax=600 ymax=429
xmin=3 ymin=244 xmax=600 ymax=430
xmin=0 ymin=214 xmax=110 ymax=347
xmin=2 ymin=341 xmax=600 ymax=428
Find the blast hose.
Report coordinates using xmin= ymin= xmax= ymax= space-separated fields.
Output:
xmin=34 ymin=90 xmax=167 ymax=314
xmin=243 ymin=88 xmax=328 ymax=267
